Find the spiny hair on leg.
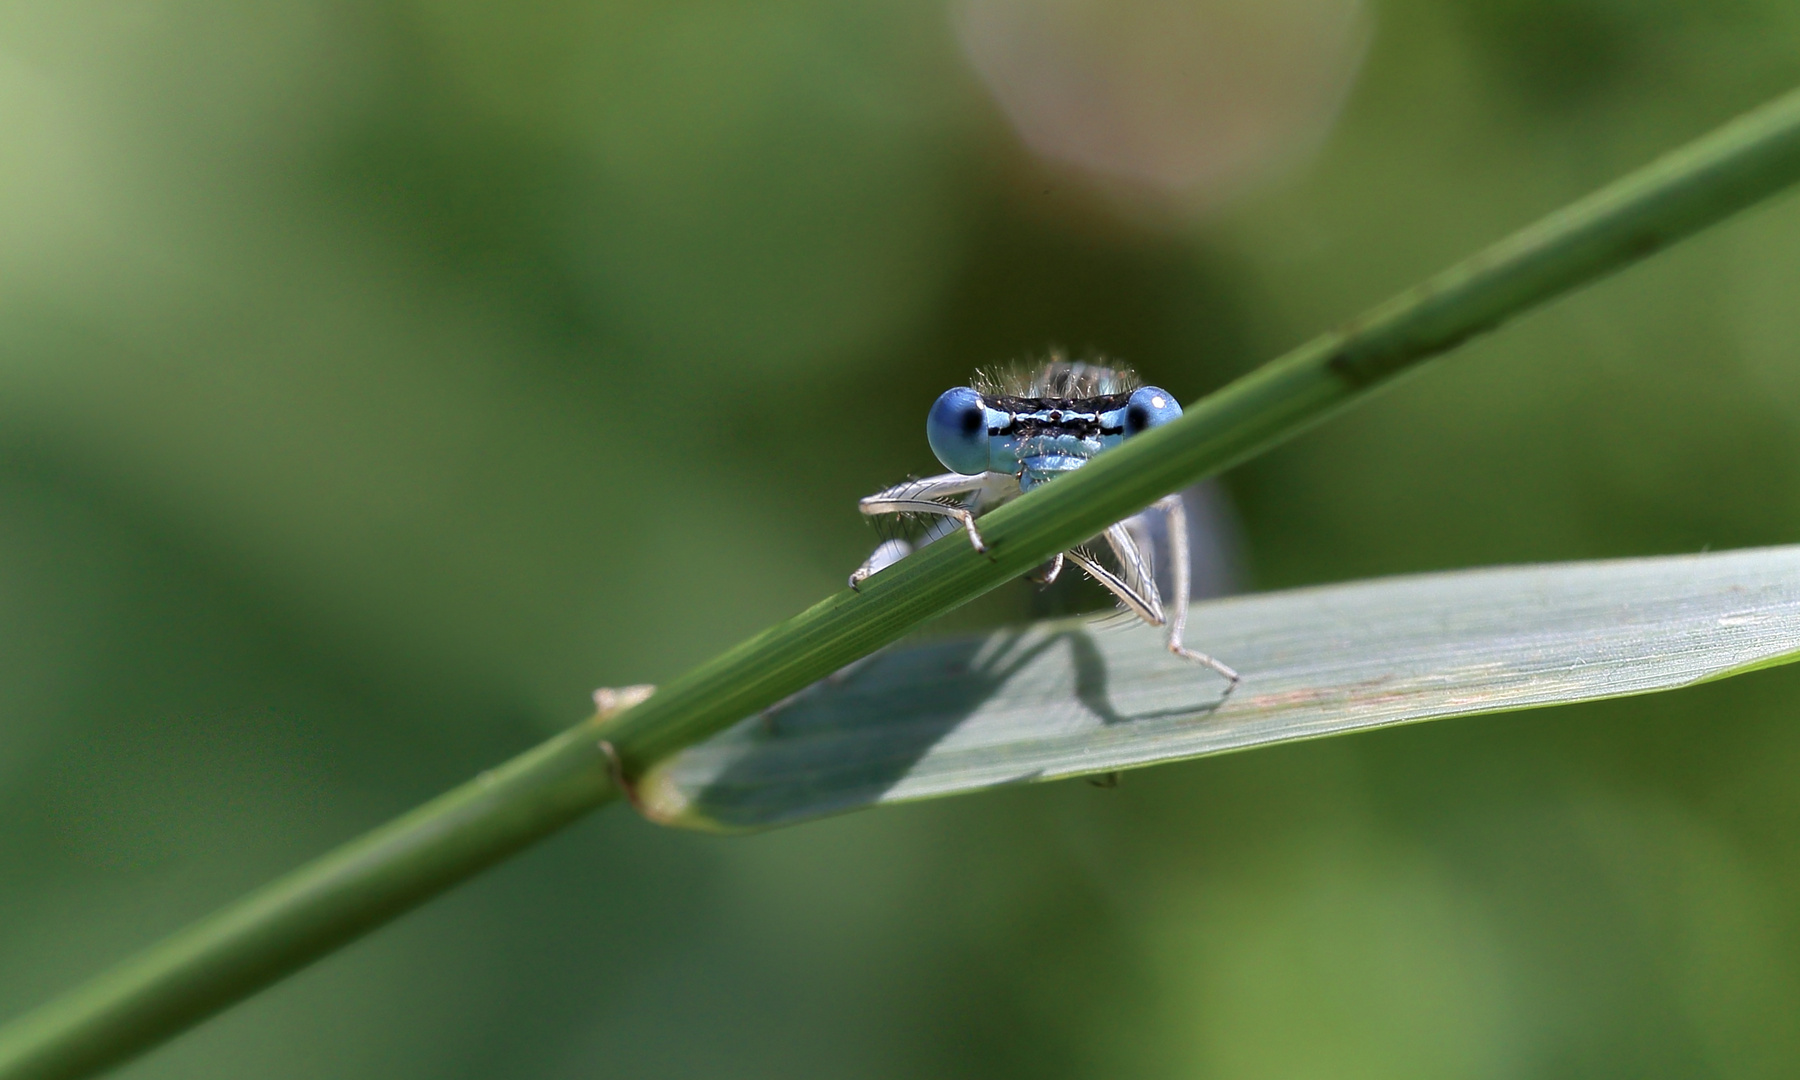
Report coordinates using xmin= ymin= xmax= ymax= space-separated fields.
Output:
xmin=865 ymin=477 xmax=978 ymax=547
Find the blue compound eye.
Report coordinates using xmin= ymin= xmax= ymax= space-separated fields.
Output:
xmin=926 ymin=387 xmax=991 ymax=475
xmin=1125 ymin=386 xmax=1181 ymax=436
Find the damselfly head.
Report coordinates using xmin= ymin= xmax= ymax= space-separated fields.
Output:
xmin=927 ymin=356 xmax=1183 ymax=478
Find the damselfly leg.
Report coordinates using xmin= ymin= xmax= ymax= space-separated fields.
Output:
xmin=1153 ymin=494 xmax=1238 ymax=683
xmin=1074 ymin=495 xmax=1239 ymax=685
xmin=1027 ymin=551 xmax=1064 ymax=586
xmin=850 ymin=473 xmax=1000 ymax=589
xmin=859 ymin=473 xmax=990 ymax=549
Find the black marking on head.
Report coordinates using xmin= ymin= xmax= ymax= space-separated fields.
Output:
xmin=987 ymin=393 xmax=1131 ymax=438
xmin=1126 ymin=401 xmax=1151 ymax=434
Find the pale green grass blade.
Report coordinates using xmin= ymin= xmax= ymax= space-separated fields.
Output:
xmin=643 ymin=546 xmax=1800 ymax=831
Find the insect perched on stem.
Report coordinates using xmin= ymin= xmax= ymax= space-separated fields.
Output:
xmin=851 ymin=359 xmax=1239 ymax=687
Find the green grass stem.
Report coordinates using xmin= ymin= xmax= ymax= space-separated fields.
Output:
xmin=0 ymin=720 xmax=624 ymax=1080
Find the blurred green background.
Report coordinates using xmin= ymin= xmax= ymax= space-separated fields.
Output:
xmin=4 ymin=0 xmax=1800 ymax=1076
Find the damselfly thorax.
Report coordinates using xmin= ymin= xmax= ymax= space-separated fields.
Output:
xmin=851 ymin=360 xmax=1238 ymax=688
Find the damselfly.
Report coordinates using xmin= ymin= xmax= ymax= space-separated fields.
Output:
xmin=851 ymin=360 xmax=1239 ymax=687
